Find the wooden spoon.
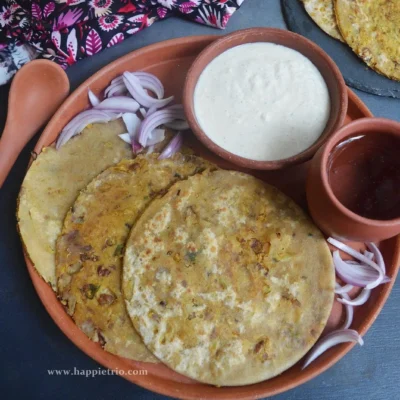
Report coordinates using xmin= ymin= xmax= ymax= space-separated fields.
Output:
xmin=0 ymin=59 xmax=70 ymax=188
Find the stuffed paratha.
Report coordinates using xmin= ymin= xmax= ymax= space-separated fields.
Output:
xmin=335 ymin=0 xmax=400 ymax=81
xmin=56 ymin=154 xmax=212 ymax=362
xmin=123 ymin=170 xmax=335 ymax=385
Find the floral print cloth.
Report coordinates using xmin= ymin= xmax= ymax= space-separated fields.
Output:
xmin=0 ymin=0 xmax=244 ymax=85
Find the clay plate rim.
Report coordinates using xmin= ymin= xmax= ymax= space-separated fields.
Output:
xmin=20 ymin=35 xmax=400 ymax=399
xmin=183 ymin=28 xmax=348 ymax=170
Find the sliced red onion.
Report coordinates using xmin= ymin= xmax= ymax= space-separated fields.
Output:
xmin=158 ymin=132 xmax=183 ymax=160
xmin=363 ymin=250 xmax=374 ymax=261
xmin=335 ymin=283 xmax=354 ymax=294
xmin=138 ymin=106 xmax=185 ymax=146
xmin=367 ymin=243 xmax=386 ymax=275
xmin=165 ymin=120 xmax=190 ymax=130
xmin=335 ymin=286 xmax=354 ymax=330
xmin=335 ymin=282 xmax=354 ymax=329
xmin=57 ymin=71 xmax=177 ymax=151
xmin=105 ymin=111 xmax=123 ymax=119
xmin=333 ymin=251 xmax=384 ymax=289
xmin=328 ymin=238 xmax=384 ymax=288
xmin=95 ymin=96 xmax=139 ymax=113
xmin=133 ymin=72 xmax=164 ymax=99
xmin=118 ymin=133 xmax=131 ymax=144
xmin=147 ymin=104 xmax=183 ymax=117
xmin=139 ymin=108 xmax=147 ymax=118
xmin=88 ymin=89 xmax=100 ymax=107
xmin=338 ymin=288 xmax=371 ymax=306
xmin=107 ymin=72 xmax=164 ymax=99
xmin=56 ymin=110 xmax=113 ymax=149
xmin=146 ymin=105 xmax=158 ymax=117
xmin=146 ymin=128 xmax=165 ymax=146
xmin=105 ymin=82 xmax=126 ymax=98
xmin=328 ymin=238 xmax=382 ymax=272
xmin=122 ymin=113 xmax=141 ymax=140
xmin=123 ymin=72 xmax=173 ymax=109
xmin=302 ymin=329 xmax=363 ymax=369
xmin=62 ymin=109 xmax=104 ymax=132
xmin=111 ymin=76 xmax=123 ymax=85
xmin=132 ymin=140 xmax=143 ymax=154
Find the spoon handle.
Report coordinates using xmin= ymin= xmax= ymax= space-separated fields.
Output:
xmin=0 ymin=132 xmax=22 ymax=188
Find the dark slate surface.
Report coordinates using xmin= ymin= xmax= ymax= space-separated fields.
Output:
xmin=0 ymin=1 xmax=399 ymax=399
xmin=282 ymin=0 xmax=400 ymax=99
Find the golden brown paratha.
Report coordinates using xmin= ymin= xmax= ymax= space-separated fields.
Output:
xmin=123 ymin=170 xmax=335 ymax=385
xmin=335 ymin=0 xmax=400 ymax=81
xmin=303 ymin=0 xmax=343 ymax=41
xmin=56 ymin=154 xmax=213 ymax=362
xmin=17 ymin=120 xmax=131 ymax=290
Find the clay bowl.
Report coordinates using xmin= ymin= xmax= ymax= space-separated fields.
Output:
xmin=183 ymin=28 xmax=348 ymax=170
xmin=307 ymin=118 xmax=400 ymax=242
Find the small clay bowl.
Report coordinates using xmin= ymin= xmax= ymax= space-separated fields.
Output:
xmin=183 ymin=28 xmax=348 ymax=170
xmin=307 ymin=118 xmax=400 ymax=242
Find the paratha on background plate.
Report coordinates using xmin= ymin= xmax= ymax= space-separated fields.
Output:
xmin=17 ymin=120 xmax=131 ymax=290
xmin=56 ymin=154 xmax=213 ymax=362
xmin=123 ymin=170 xmax=335 ymax=386
xmin=303 ymin=0 xmax=343 ymax=41
xmin=335 ymin=0 xmax=400 ymax=81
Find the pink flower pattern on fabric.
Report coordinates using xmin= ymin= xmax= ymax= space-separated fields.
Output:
xmin=0 ymin=0 xmax=244 ymax=69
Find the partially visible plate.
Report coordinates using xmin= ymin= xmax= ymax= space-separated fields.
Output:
xmin=282 ymin=0 xmax=400 ymax=98
xmin=23 ymin=35 xmax=400 ymax=399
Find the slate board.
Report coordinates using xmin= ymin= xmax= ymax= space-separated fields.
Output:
xmin=281 ymin=0 xmax=400 ymax=98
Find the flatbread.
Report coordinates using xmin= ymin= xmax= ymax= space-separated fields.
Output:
xmin=335 ymin=0 xmax=400 ymax=81
xmin=56 ymin=154 xmax=213 ymax=362
xmin=123 ymin=170 xmax=335 ymax=386
xmin=17 ymin=120 xmax=131 ymax=290
xmin=303 ymin=0 xmax=343 ymax=41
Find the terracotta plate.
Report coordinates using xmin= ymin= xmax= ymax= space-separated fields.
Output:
xmin=23 ymin=36 xmax=400 ymax=399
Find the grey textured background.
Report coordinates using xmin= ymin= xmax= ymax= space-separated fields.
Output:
xmin=1 ymin=1 xmax=399 ymax=399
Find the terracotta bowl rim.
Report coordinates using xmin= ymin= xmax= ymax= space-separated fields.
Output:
xmin=320 ymin=117 xmax=400 ymax=227
xmin=183 ymin=27 xmax=348 ymax=170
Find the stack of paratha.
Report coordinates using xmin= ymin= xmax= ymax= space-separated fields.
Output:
xmin=17 ymin=120 xmax=132 ymax=290
xmin=18 ymin=125 xmax=335 ymax=385
xmin=302 ymin=0 xmax=400 ymax=81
